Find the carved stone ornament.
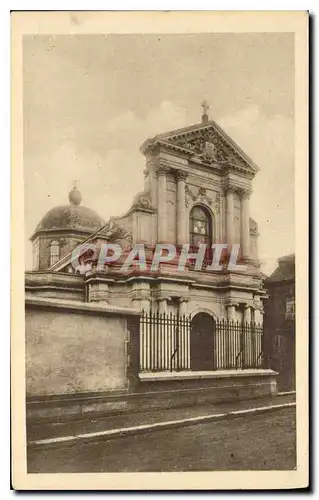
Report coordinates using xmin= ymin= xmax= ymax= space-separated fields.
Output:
xmin=166 ymin=128 xmax=232 ymax=165
xmin=250 ymin=217 xmax=258 ymax=235
xmin=185 ymin=185 xmax=220 ymax=213
xmin=253 ymin=298 xmax=264 ymax=313
xmin=99 ymin=218 xmax=132 ymax=243
xmin=176 ymin=170 xmax=188 ymax=181
xmin=131 ymin=191 xmax=154 ymax=211
xmin=155 ymin=165 xmax=171 ymax=176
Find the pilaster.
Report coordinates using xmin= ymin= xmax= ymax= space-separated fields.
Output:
xmin=241 ymin=188 xmax=252 ymax=260
xmin=226 ymin=186 xmax=235 ymax=249
xmin=156 ymin=166 xmax=170 ymax=243
xmin=88 ymin=281 xmax=110 ymax=303
xmin=176 ymin=171 xmax=188 ymax=246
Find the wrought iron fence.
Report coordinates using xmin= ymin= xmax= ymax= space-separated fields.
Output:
xmin=140 ymin=310 xmax=265 ymax=372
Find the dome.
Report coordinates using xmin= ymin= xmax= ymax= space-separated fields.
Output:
xmin=32 ymin=186 xmax=105 ymax=237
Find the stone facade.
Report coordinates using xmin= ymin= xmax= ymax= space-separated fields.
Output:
xmin=28 ymin=117 xmax=266 ymax=325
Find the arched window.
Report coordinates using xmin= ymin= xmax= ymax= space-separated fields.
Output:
xmin=50 ymin=240 xmax=60 ymax=266
xmin=189 ymin=205 xmax=212 ymax=250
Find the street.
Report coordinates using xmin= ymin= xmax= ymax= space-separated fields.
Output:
xmin=28 ymin=407 xmax=296 ymax=473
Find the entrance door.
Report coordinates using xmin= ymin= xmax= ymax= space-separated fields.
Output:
xmin=190 ymin=313 xmax=215 ymax=371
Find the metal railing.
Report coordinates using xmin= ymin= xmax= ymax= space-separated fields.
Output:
xmin=140 ymin=310 xmax=265 ymax=372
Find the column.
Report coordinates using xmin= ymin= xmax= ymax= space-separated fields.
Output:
xmin=227 ymin=303 xmax=239 ymax=367
xmin=227 ymin=304 xmax=236 ymax=321
xmin=241 ymin=189 xmax=251 ymax=260
xmin=178 ymin=297 xmax=188 ymax=316
xmin=226 ymin=187 xmax=234 ymax=249
xmin=158 ymin=297 xmax=167 ymax=314
xmin=219 ymin=303 xmax=235 ymax=369
xmin=178 ymin=298 xmax=189 ymax=369
xmin=157 ymin=167 xmax=168 ymax=243
xmin=243 ymin=304 xmax=251 ymax=323
xmin=176 ymin=171 xmax=188 ymax=246
xmin=132 ymin=283 xmax=151 ymax=312
xmin=158 ymin=298 xmax=168 ymax=370
xmin=243 ymin=305 xmax=252 ymax=368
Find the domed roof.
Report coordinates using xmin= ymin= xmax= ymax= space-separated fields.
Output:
xmin=32 ymin=185 xmax=105 ymax=237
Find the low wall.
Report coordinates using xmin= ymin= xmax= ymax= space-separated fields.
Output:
xmin=26 ymin=369 xmax=278 ymax=423
xmin=25 ymin=296 xmax=140 ymax=399
xmin=25 ymin=296 xmax=278 ymax=424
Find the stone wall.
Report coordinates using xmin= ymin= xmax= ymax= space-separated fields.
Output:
xmin=25 ymin=297 xmax=140 ymax=397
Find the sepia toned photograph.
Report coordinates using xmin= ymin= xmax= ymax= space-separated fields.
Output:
xmin=11 ymin=11 xmax=308 ymax=490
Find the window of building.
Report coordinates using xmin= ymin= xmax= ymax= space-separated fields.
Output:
xmin=50 ymin=240 xmax=60 ymax=266
xmin=189 ymin=205 xmax=212 ymax=250
xmin=285 ymin=297 xmax=295 ymax=320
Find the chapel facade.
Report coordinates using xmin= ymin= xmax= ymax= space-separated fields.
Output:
xmin=26 ymin=107 xmax=265 ymax=324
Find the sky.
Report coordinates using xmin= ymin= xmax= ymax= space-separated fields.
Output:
xmin=23 ymin=33 xmax=294 ymax=274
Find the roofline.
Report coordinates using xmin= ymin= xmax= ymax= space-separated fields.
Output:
xmin=30 ymin=227 xmax=95 ymax=242
xmin=278 ymin=254 xmax=295 ymax=263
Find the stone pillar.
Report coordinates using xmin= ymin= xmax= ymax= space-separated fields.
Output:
xmin=253 ymin=297 xmax=264 ymax=325
xmin=243 ymin=304 xmax=251 ymax=324
xmin=241 ymin=189 xmax=251 ymax=259
xmin=226 ymin=187 xmax=235 ymax=249
xmin=157 ymin=167 xmax=168 ymax=243
xmin=158 ymin=297 xmax=167 ymax=314
xmin=132 ymin=283 xmax=151 ymax=312
xmin=178 ymin=297 xmax=188 ymax=316
xmin=227 ymin=304 xmax=236 ymax=322
xmin=157 ymin=298 xmax=168 ymax=370
xmin=254 ymin=307 xmax=264 ymax=325
xmin=243 ymin=304 xmax=252 ymax=368
xmin=176 ymin=171 xmax=188 ymax=246
xmin=178 ymin=298 xmax=189 ymax=369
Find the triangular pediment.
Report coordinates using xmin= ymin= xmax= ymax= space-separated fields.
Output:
xmin=141 ymin=120 xmax=259 ymax=174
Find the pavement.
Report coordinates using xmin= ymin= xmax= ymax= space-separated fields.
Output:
xmin=28 ymin=391 xmax=295 ymax=447
xmin=28 ymin=405 xmax=296 ymax=473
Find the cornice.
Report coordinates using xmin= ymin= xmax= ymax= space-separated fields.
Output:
xmin=223 ymin=184 xmax=252 ymax=197
xmin=30 ymin=227 xmax=92 ymax=242
xmin=25 ymin=271 xmax=84 ymax=288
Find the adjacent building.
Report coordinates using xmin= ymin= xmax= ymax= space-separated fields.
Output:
xmin=264 ymin=254 xmax=295 ymax=391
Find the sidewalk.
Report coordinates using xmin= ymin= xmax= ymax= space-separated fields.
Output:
xmin=28 ymin=392 xmax=295 ymax=445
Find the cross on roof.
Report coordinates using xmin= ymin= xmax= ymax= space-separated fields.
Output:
xmin=201 ymin=100 xmax=209 ymax=115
